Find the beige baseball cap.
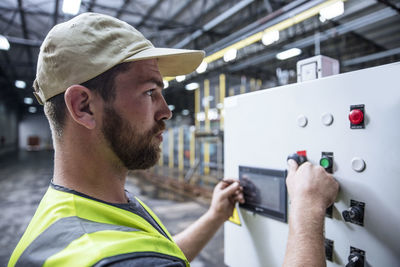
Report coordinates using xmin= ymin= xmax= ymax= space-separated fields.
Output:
xmin=33 ymin=12 xmax=205 ymax=104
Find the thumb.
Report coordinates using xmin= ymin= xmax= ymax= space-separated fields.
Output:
xmin=287 ymin=159 xmax=298 ymax=174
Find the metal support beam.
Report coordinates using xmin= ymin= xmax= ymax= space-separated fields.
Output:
xmin=0 ymin=6 xmax=50 ymax=16
xmin=87 ymin=0 xmax=97 ymax=12
xmin=92 ymin=2 xmax=188 ymax=28
xmin=5 ymin=36 xmax=42 ymax=47
xmin=145 ymin=0 xmax=197 ymax=40
xmin=53 ymin=0 xmax=59 ymax=26
xmin=136 ymin=0 xmax=163 ymax=28
xmin=165 ymin=0 xmax=227 ymax=46
xmin=263 ymin=0 xmax=273 ymax=13
xmin=162 ymin=0 xmax=194 ymax=28
xmin=174 ymin=0 xmax=255 ymax=48
xmin=228 ymin=7 xmax=397 ymax=72
xmin=343 ymin=47 xmax=400 ymax=66
xmin=204 ymin=0 xmax=309 ymax=54
xmin=115 ymin=0 xmax=131 ymax=19
xmin=377 ymin=0 xmax=400 ymax=14
xmin=17 ymin=0 xmax=35 ymax=77
xmin=282 ymin=7 xmax=396 ymax=50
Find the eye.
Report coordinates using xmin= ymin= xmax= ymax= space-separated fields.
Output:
xmin=146 ymin=89 xmax=155 ymax=96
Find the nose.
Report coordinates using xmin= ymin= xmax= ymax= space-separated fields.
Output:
xmin=156 ymin=94 xmax=172 ymax=121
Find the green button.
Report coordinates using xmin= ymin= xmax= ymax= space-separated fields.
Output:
xmin=320 ymin=158 xmax=331 ymax=168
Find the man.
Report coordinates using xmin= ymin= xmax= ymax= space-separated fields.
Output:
xmin=8 ymin=12 xmax=338 ymax=267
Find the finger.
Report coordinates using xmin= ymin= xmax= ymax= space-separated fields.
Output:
xmin=222 ymin=178 xmax=240 ymax=185
xmin=287 ymin=159 xmax=298 ymax=174
xmin=233 ymin=193 xmax=245 ymax=204
xmin=220 ymin=181 xmax=240 ymax=199
xmin=332 ymin=177 xmax=340 ymax=202
xmin=218 ymin=178 xmax=240 ymax=190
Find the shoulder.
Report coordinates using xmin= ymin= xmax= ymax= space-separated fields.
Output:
xmin=94 ymin=252 xmax=187 ymax=267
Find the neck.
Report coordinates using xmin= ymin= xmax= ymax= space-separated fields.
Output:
xmin=52 ymin=136 xmax=129 ymax=204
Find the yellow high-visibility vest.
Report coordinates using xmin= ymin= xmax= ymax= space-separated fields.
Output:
xmin=8 ymin=184 xmax=189 ymax=267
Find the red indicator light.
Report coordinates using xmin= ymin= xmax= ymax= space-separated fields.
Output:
xmin=349 ymin=109 xmax=364 ymax=125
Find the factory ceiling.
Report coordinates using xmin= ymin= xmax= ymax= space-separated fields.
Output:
xmin=0 ymin=0 xmax=399 ymax=116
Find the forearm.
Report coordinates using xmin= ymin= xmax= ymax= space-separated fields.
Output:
xmin=173 ymin=209 xmax=224 ymax=262
xmin=283 ymin=202 xmax=326 ymax=267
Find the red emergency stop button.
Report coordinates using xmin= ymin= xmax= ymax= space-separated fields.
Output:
xmin=349 ymin=104 xmax=365 ymax=129
xmin=349 ymin=109 xmax=364 ymax=125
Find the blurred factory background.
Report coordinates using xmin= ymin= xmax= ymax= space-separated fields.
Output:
xmin=0 ymin=0 xmax=399 ymax=266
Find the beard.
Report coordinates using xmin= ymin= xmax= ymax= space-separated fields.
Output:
xmin=101 ymin=104 xmax=165 ymax=170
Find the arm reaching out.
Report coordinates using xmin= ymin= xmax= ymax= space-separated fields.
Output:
xmin=173 ymin=179 xmax=244 ymax=262
xmin=283 ymin=160 xmax=339 ymax=267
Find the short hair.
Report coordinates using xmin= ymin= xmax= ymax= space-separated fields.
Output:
xmin=41 ymin=62 xmax=131 ymax=140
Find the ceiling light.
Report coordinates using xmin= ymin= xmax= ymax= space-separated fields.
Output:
xmin=223 ymin=48 xmax=237 ymax=62
xmin=163 ymin=80 xmax=169 ymax=89
xmin=62 ymin=0 xmax=82 ymax=15
xmin=0 ymin=35 xmax=10 ymax=50
xmin=199 ymin=0 xmax=342 ymax=65
xmin=185 ymin=82 xmax=199 ymax=91
xmin=276 ymin=48 xmax=302 ymax=60
xmin=176 ymin=75 xmax=186 ymax=82
xmin=24 ymin=97 xmax=33 ymax=105
xmin=262 ymin=30 xmax=280 ymax=46
xmin=28 ymin=106 xmax=37 ymax=113
xmin=319 ymin=1 xmax=344 ymax=21
xmin=196 ymin=61 xmax=208 ymax=74
xmin=181 ymin=109 xmax=190 ymax=116
xmin=168 ymin=105 xmax=175 ymax=111
xmin=15 ymin=80 xmax=26 ymax=89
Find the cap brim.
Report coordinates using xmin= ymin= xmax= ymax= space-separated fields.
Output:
xmin=124 ymin=47 xmax=205 ymax=76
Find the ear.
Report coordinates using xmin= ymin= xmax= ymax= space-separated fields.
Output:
xmin=64 ymin=85 xmax=97 ymax=130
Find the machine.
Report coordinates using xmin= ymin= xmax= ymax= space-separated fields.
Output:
xmin=224 ymin=62 xmax=400 ymax=266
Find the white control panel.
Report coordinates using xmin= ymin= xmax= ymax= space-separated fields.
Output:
xmin=224 ymin=62 xmax=400 ymax=267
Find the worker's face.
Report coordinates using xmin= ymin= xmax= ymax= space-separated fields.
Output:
xmin=101 ymin=59 xmax=171 ymax=170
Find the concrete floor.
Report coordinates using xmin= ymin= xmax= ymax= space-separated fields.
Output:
xmin=0 ymin=150 xmax=226 ymax=267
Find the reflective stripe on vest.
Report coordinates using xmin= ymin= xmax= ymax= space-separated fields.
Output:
xmin=16 ymin=216 xmax=139 ymax=267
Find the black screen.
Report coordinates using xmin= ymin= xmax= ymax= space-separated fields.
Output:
xmin=239 ymin=166 xmax=287 ymax=222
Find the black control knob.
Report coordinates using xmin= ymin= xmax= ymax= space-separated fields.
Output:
xmin=287 ymin=153 xmax=307 ymax=166
xmin=345 ymin=251 xmax=364 ymax=267
xmin=342 ymin=206 xmax=363 ymax=222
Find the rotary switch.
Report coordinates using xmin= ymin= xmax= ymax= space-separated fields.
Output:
xmin=346 ymin=251 xmax=365 ymax=267
xmin=342 ymin=206 xmax=363 ymax=222
xmin=346 ymin=247 xmax=365 ymax=267
xmin=287 ymin=151 xmax=307 ymax=166
xmin=342 ymin=200 xmax=365 ymax=226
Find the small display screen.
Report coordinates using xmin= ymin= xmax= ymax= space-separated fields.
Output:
xmin=239 ymin=166 xmax=287 ymax=222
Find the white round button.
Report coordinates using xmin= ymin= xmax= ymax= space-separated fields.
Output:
xmin=321 ymin=113 xmax=334 ymax=126
xmin=297 ymin=115 xmax=308 ymax=127
xmin=351 ymin=157 xmax=366 ymax=172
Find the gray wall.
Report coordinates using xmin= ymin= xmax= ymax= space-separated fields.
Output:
xmin=0 ymin=102 xmax=18 ymax=156
xmin=18 ymin=114 xmax=52 ymax=150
